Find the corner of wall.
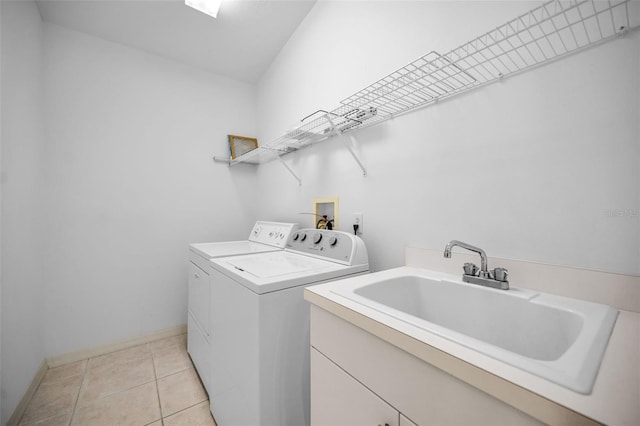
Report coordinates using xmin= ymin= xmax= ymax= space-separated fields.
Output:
xmin=1 ymin=0 xmax=47 ymax=423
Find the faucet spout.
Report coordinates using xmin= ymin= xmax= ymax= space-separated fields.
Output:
xmin=443 ymin=240 xmax=488 ymax=276
xmin=443 ymin=239 xmax=509 ymax=290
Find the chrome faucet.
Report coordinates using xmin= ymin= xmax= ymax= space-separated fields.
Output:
xmin=444 ymin=240 xmax=489 ymax=277
xmin=444 ymin=240 xmax=509 ymax=290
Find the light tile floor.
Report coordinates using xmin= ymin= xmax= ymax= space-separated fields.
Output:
xmin=18 ymin=334 xmax=216 ymax=426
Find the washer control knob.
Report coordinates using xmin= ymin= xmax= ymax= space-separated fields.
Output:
xmin=328 ymin=236 xmax=338 ymax=246
xmin=313 ymin=233 xmax=323 ymax=244
xmin=254 ymin=226 xmax=261 ymax=235
xmin=292 ymin=233 xmax=299 ymax=241
xmin=299 ymin=233 xmax=307 ymax=242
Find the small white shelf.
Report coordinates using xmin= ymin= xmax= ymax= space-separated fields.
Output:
xmin=214 ymin=109 xmax=372 ymax=165
xmin=216 ymin=0 xmax=637 ymax=181
xmin=214 ymin=111 xmax=369 ymax=184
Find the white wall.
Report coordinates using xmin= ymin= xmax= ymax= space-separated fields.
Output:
xmin=256 ymin=0 xmax=640 ymax=276
xmin=0 ymin=0 xmax=638 ymax=421
xmin=0 ymin=1 xmax=46 ymax=423
xmin=1 ymin=7 xmax=260 ymax=419
xmin=41 ymin=23 xmax=259 ymax=357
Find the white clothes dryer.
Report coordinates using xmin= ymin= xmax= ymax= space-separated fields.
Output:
xmin=207 ymin=228 xmax=369 ymax=426
xmin=187 ymin=221 xmax=298 ymax=393
xmin=190 ymin=221 xmax=297 ymax=260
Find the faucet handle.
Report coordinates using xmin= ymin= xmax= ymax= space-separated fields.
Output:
xmin=492 ymin=267 xmax=509 ymax=282
xmin=463 ymin=262 xmax=478 ymax=276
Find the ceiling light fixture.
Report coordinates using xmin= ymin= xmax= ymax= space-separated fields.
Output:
xmin=185 ymin=0 xmax=223 ymax=18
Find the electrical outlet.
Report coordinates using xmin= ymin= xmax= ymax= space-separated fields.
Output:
xmin=353 ymin=212 xmax=363 ymax=233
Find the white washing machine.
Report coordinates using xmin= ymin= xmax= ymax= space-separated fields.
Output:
xmin=207 ymin=228 xmax=369 ymax=426
xmin=187 ymin=221 xmax=298 ymax=393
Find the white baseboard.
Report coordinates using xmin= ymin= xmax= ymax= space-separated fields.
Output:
xmin=47 ymin=323 xmax=187 ymax=368
xmin=7 ymin=324 xmax=187 ymax=426
xmin=6 ymin=359 xmax=48 ymax=426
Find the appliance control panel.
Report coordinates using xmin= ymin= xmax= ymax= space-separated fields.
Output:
xmin=248 ymin=221 xmax=298 ymax=248
xmin=285 ymin=228 xmax=368 ymax=265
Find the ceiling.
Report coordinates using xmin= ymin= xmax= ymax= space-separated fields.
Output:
xmin=35 ymin=0 xmax=317 ymax=83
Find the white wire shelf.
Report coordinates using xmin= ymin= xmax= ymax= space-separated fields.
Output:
xmin=214 ymin=109 xmax=373 ymax=166
xmin=217 ymin=0 xmax=637 ymax=170
xmin=338 ymin=0 xmax=636 ymax=128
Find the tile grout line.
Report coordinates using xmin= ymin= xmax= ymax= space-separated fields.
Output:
xmin=153 ymin=337 xmax=211 ymax=424
xmin=159 ymin=361 xmax=210 ymax=422
xmin=68 ymin=358 xmax=89 ymax=426
xmin=72 ymin=345 xmax=158 ymax=424
xmin=162 ymin=400 xmax=210 ymax=422
xmin=149 ymin=342 xmax=165 ymax=426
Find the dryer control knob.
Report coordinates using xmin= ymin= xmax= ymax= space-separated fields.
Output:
xmin=292 ymin=233 xmax=299 ymax=241
xmin=329 ymin=236 xmax=338 ymax=246
xmin=299 ymin=233 xmax=307 ymax=242
xmin=313 ymin=233 xmax=323 ymax=244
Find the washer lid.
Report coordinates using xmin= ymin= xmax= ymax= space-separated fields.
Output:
xmin=210 ymin=251 xmax=369 ymax=294
xmin=189 ymin=241 xmax=278 ymax=259
xmin=225 ymin=251 xmax=332 ymax=279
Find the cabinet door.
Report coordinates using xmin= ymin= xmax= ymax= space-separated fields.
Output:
xmin=187 ymin=261 xmax=210 ymax=335
xmin=311 ymin=348 xmax=399 ymax=426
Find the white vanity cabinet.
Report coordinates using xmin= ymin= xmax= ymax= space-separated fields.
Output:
xmin=309 ymin=305 xmax=542 ymax=426
xmin=311 ymin=348 xmax=399 ymax=426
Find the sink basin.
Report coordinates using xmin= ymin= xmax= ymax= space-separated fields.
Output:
xmin=331 ymin=267 xmax=618 ymax=394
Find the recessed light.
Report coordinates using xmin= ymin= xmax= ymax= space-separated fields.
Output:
xmin=185 ymin=0 xmax=223 ymax=19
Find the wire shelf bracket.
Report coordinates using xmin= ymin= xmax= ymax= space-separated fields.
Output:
xmin=213 ymin=156 xmax=232 ymax=165
xmin=276 ymin=156 xmax=302 ymax=186
xmin=325 ymin=115 xmax=367 ymax=176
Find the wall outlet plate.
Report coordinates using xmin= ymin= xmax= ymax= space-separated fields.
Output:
xmin=353 ymin=212 xmax=363 ymax=233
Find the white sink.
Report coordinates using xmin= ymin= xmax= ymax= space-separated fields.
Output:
xmin=331 ymin=267 xmax=618 ymax=394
